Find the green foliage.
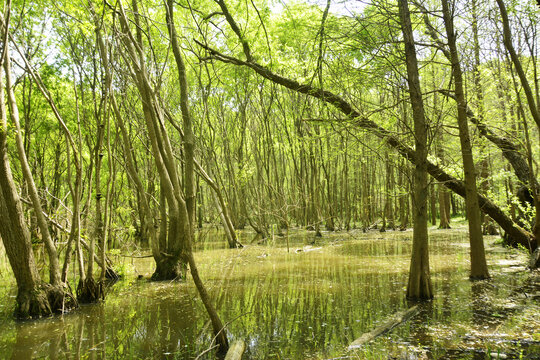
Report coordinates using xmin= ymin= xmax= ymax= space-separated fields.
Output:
xmin=1 ymin=0 xmax=539 ymax=343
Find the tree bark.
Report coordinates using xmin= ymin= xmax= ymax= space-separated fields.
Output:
xmin=0 ymin=7 xmax=76 ymax=316
xmin=399 ymin=0 xmax=433 ymax=300
xmin=166 ymin=0 xmax=229 ymax=353
xmin=442 ymin=0 xmax=489 ymax=280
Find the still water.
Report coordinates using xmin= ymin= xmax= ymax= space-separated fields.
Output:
xmin=0 ymin=228 xmax=538 ymax=359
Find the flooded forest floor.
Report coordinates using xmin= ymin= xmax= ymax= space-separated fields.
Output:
xmin=0 ymin=226 xmax=539 ymax=359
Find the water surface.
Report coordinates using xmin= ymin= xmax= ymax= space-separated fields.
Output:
xmin=0 ymin=228 xmax=538 ymax=359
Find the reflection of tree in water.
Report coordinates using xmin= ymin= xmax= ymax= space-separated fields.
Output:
xmin=470 ymin=281 xmax=500 ymax=329
xmin=121 ymin=287 xmax=201 ymax=359
xmin=82 ymin=305 xmax=105 ymax=360
xmin=9 ymin=285 xmax=206 ymax=359
xmin=401 ymin=301 xmax=434 ymax=358
xmin=10 ymin=319 xmax=67 ymax=360
xmin=215 ymin=251 xmax=407 ymax=359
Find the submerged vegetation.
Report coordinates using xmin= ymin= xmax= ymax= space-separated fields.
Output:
xmin=0 ymin=0 xmax=539 ymax=358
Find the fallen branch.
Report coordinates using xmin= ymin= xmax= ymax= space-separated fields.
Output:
xmin=348 ymin=305 xmax=420 ymax=349
xmin=224 ymin=340 xmax=246 ymax=360
xmin=119 ymin=254 xmax=154 ymax=258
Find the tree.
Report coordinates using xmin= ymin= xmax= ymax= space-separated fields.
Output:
xmin=0 ymin=1 xmax=77 ymax=317
xmin=102 ymin=0 xmax=229 ymax=352
xmin=195 ymin=0 xmax=534 ymax=251
xmin=165 ymin=0 xmax=229 ymax=351
xmin=441 ymin=0 xmax=489 ymax=280
xmin=496 ymin=0 xmax=540 ymax=248
xmin=398 ymin=0 xmax=433 ymax=300
xmin=113 ymin=0 xmax=188 ymax=281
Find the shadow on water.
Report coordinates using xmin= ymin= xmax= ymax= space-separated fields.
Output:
xmin=0 ymin=228 xmax=539 ymax=359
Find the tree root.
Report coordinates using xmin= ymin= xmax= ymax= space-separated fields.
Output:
xmin=151 ymin=257 xmax=185 ymax=281
xmin=105 ymin=267 xmax=120 ymax=281
xmin=15 ymin=283 xmax=78 ymax=319
xmin=47 ymin=283 xmax=78 ymax=312
xmin=77 ymin=278 xmax=104 ymax=303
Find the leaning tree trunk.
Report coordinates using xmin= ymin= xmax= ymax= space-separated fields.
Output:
xmin=195 ymin=22 xmax=536 ymax=251
xmin=166 ymin=0 xmax=229 ymax=352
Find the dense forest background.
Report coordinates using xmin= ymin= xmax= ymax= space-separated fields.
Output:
xmin=0 ymin=0 xmax=539 ymax=355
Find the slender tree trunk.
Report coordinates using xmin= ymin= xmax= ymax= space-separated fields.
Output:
xmin=4 ymin=47 xmax=62 ymax=286
xmin=442 ymin=0 xmax=489 ymax=279
xmin=0 ymin=7 xmax=76 ymax=316
xmin=399 ymin=0 xmax=433 ymax=300
xmin=430 ymin=183 xmax=437 ymax=226
xmin=196 ymin=163 xmax=242 ymax=248
xmin=166 ymin=0 xmax=229 ymax=352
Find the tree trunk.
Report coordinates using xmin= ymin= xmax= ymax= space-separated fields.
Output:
xmin=0 ymin=155 xmax=71 ymax=318
xmin=3 ymin=46 xmax=62 ymax=286
xmin=399 ymin=0 xmax=433 ymax=300
xmin=439 ymin=184 xmax=451 ymax=229
xmin=430 ymin=183 xmax=437 ymax=226
xmin=166 ymin=0 xmax=229 ymax=353
xmin=0 ymin=20 xmax=76 ymax=316
xmin=442 ymin=0 xmax=489 ymax=280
